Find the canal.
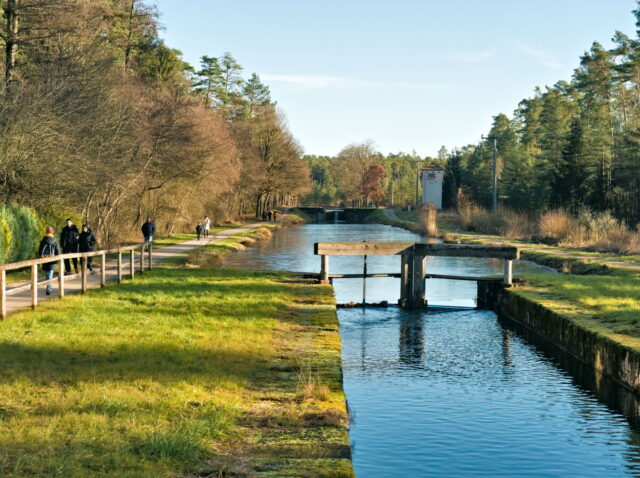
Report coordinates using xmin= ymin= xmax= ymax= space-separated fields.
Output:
xmin=225 ymin=223 xmax=640 ymax=477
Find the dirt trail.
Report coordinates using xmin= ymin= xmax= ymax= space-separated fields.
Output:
xmin=4 ymin=223 xmax=265 ymax=316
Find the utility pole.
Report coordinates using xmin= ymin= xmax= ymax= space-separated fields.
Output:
xmin=482 ymin=135 xmax=499 ymax=213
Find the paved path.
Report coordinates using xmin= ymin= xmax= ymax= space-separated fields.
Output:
xmin=382 ymin=208 xmax=640 ymax=271
xmin=5 ymin=223 xmax=265 ymax=316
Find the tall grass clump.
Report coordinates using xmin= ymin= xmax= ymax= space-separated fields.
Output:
xmin=418 ymin=203 xmax=438 ymax=237
xmin=454 ymin=203 xmax=640 ymax=255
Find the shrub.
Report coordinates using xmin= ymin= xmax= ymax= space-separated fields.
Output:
xmin=0 ymin=204 xmax=78 ymax=264
xmin=418 ymin=203 xmax=438 ymax=237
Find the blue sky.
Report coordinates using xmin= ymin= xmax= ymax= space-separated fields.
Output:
xmin=154 ymin=0 xmax=637 ymax=157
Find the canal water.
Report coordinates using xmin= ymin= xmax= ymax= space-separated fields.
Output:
xmin=224 ymin=224 xmax=640 ymax=477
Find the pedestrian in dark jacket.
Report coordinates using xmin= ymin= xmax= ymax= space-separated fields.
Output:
xmin=141 ymin=217 xmax=155 ymax=243
xmin=79 ymin=224 xmax=97 ymax=271
xmin=39 ymin=227 xmax=61 ymax=295
xmin=60 ymin=218 xmax=80 ymax=274
xmin=196 ymin=222 xmax=203 ymax=240
xmin=267 ymin=210 xmax=272 ymax=221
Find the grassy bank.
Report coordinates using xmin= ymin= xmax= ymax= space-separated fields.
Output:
xmin=0 ymin=226 xmax=352 ymax=477
xmin=511 ymin=267 xmax=640 ymax=346
xmin=365 ymin=209 xmax=423 ymax=234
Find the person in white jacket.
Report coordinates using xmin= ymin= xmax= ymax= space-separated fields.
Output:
xmin=203 ymin=216 xmax=211 ymax=238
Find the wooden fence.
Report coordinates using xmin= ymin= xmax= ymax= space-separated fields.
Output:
xmin=0 ymin=243 xmax=153 ymax=318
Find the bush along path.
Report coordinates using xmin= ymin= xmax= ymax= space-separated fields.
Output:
xmin=0 ymin=219 xmax=353 ymax=477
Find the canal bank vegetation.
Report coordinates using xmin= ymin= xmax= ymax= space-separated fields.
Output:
xmin=0 ymin=232 xmax=352 ymax=477
xmin=514 ymin=268 xmax=640 ymax=343
xmin=451 ymin=205 xmax=640 ymax=256
xmin=0 ymin=1 xmax=310 ymax=248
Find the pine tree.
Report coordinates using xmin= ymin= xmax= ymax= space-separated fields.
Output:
xmin=551 ymin=118 xmax=590 ymax=212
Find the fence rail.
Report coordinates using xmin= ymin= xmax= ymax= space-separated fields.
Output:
xmin=0 ymin=243 xmax=154 ymax=319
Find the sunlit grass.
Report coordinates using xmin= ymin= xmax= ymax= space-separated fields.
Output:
xmin=518 ymin=268 xmax=640 ymax=348
xmin=0 ymin=251 xmax=351 ymax=476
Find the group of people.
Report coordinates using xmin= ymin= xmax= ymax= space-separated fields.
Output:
xmin=36 ymin=215 xmax=214 ymax=295
xmin=262 ymin=210 xmax=279 ymax=222
xmin=195 ymin=216 xmax=212 ymax=240
xmin=38 ymin=219 xmax=97 ymax=295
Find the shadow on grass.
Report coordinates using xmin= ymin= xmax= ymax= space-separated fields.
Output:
xmin=0 ymin=340 xmax=262 ymax=386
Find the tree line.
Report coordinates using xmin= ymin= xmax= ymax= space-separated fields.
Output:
xmin=304 ymin=142 xmax=442 ymax=207
xmin=0 ymin=0 xmax=310 ymax=245
xmin=442 ymin=3 xmax=640 ymax=225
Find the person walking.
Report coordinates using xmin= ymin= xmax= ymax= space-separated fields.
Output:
xmin=267 ymin=210 xmax=272 ymax=222
xmin=79 ymin=224 xmax=97 ymax=272
xmin=141 ymin=217 xmax=155 ymax=243
xmin=203 ymin=216 xmax=211 ymax=238
xmin=273 ymin=210 xmax=279 ymax=221
xmin=196 ymin=222 xmax=203 ymax=240
xmin=60 ymin=218 xmax=80 ymax=274
xmin=39 ymin=227 xmax=60 ymax=295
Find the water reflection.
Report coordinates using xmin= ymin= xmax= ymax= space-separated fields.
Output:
xmin=399 ymin=313 xmax=425 ymax=367
xmin=500 ymin=315 xmax=640 ymax=430
xmin=224 ymin=223 xmax=640 ymax=476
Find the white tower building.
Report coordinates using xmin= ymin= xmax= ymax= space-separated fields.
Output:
xmin=421 ymin=164 xmax=444 ymax=210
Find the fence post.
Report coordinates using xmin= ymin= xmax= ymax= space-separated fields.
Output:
xmin=410 ymin=255 xmax=427 ymax=308
xmin=1 ymin=270 xmax=6 ymax=319
xmin=504 ymin=259 xmax=513 ymax=286
xmin=31 ymin=264 xmax=38 ymax=309
xmin=100 ymin=253 xmax=106 ymax=287
xmin=81 ymin=257 xmax=87 ymax=294
xmin=130 ymin=249 xmax=135 ymax=279
xmin=58 ymin=258 xmax=65 ymax=298
xmin=399 ymin=255 xmax=410 ymax=307
xmin=320 ymin=255 xmax=329 ymax=283
xmin=117 ymin=252 xmax=122 ymax=283
xmin=148 ymin=244 xmax=152 ymax=270
xmin=139 ymin=245 xmax=144 ymax=273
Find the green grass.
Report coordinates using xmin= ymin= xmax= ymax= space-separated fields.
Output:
xmin=0 ymin=231 xmax=352 ymax=477
xmin=151 ymin=224 xmax=244 ymax=249
xmin=516 ymin=267 xmax=640 ymax=349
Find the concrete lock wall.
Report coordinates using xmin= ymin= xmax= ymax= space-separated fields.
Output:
xmin=478 ymin=281 xmax=640 ymax=395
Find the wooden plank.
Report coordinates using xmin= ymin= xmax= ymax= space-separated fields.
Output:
xmin=425 ymin=273 xmax=503 ymax=282
xmin=148 ymin=244 xmax=153 ymax=270
xmin=399 ymin=255 xmax=410 ymax=306
xmin=58 ymin=258 xmax=65 ymax=298
xmin=139 ymin=245 xmax=144 ymax=274
xmin=315 ymin=241 xmax=414 ymax=256
xmin=504 ymin=259 xmax=513 ymax=285
xmin=117 ymin=252 xmax=122 ymax=283
xmin=329 ymin=273 xmax=402 ymax=279
xmin=130 ymin=250 xmax=135 ymax=279
xmin=81 ymin=258 xmax=87 ymax=294
xmin=315 ymin=241 xmax=519 ymax=259
xmin=1 ymin=270 xmax=6 ymax=319
xmin=320 ymin=255 xmax=329 ymax=283
xmin=409 ymin=255 xmax=426 ymax=308
xmin=413 ymin=243 xmax=519 ymax=259
xmin=100 ymin=253 xmax=106 ymax=287
xmin=31 ymin=264 xmax=37 ymax=309
xmin=0 ymin=245 xmax=142 ymax=271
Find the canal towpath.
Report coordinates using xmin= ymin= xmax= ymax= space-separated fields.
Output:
xmin=3 ymin=222 xmax=265 ymax=317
